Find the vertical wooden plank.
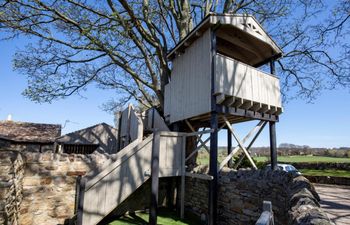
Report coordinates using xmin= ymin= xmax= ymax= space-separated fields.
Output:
xmin=150 ymin=132 xmax=160 ymax=225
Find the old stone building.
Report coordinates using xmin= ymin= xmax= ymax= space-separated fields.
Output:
xmin=0 ymin=120 xmax=61 ymax=152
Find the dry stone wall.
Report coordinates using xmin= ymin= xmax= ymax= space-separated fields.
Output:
xmin=0 ymin=151 xmax=24 ymax=225
xmin=0 ymin=149 xmax=334 ymax=225
xmin=19 ymin=152 xmax=111 ymax=225
xmin=185 ymin=168 xmax=333 ymax=225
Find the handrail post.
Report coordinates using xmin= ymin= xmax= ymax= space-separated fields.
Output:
xmin=150 ymin=132 xmax=161 ymax=225
xmin=76 ymin=177 xmax=85 ymax=225
xmin=180 ymin=135 xmax=186 ymax=219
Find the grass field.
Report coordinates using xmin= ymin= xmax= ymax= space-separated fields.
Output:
xmin=253 ymin=156 xmax=350 ymax=163
xmin=300 ymin=169 xmax=350 ymax=177
xmin=109 ymin=209 xmax=201 ymax=225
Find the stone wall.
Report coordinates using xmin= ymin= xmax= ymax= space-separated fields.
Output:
xmin=0 ymin=151 xmax=24 ymax=225
xmin=185 ymin=168 xmax=332 ymax=225
xmin=18 ymin=152 xmax=110 ymax=225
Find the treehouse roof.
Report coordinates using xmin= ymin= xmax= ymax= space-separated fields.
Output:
xmin=167 ymin=13 xmax=283 ymax=66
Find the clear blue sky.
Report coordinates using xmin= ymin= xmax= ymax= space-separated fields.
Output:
xmin=1 ymin=36 xmax=349 ymax=148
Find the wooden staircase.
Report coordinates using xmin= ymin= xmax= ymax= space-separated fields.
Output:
xmin=76 ymin=107 xmax=185 ymax=225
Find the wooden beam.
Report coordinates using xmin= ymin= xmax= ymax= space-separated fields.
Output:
xmin=216 ymin=93 xmax=226 ymax=104
xmin=250 ymin=102 xmax=261 ymax=111
xmin=223 ymin=117 xmax=257 ymax=169
xmin=232 ymin=98 xmax=243 ymax=108
xmin=241 ymin=100 xmax=253 ymax=110
xmin=258 ymin=104 xmax=270 ymax=113
xmin=185 ymin=120 xmax=210 ymax=154
xmin=185 ymin=137 xmax=210 ymax=162
xmin=233 ymin=121 xmax=268 ymax=169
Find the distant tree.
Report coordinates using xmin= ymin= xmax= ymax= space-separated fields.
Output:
xmin=0 ymin=0 xmax=349 ymax=112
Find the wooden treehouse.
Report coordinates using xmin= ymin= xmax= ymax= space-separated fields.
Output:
xmin=76 ymin=13 xmax=283 ymax=225
xmin=164 ymin=14 xmax=282 ymax=125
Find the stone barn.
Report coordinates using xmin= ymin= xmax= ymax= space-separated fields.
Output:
xmin=0 ymin=120 xmax=61 ymax=152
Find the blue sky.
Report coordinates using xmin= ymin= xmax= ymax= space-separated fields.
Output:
xmin=1 ymin=36 xmax=350 ymax=148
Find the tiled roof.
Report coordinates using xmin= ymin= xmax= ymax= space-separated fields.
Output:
xmin=0 ymin=120 xmax=61 ymax=143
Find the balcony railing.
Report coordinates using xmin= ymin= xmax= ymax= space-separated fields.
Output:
xmin=215 ymin=54 xmax=282 ymax=114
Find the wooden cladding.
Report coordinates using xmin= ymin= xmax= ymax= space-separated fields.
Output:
xmin=215 ymin=54 xmax=282 ymax=115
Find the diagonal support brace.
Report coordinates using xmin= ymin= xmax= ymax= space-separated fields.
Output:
xmin=223 ymin=117 xmax=258 ymax=170
xmin=219 ymin=120 xmax=265 ymax=171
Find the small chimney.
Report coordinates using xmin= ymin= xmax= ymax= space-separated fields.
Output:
xmin=7 ymin=114 xmax=12 ymax=121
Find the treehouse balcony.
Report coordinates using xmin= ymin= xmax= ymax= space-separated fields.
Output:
xmin=164 ymin=13 xmax=283 ymax=125
xmin=214 ymin=54 xmax=282 ymax=115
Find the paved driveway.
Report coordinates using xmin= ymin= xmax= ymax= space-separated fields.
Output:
xmin=315 ymin=184 xmax=350 ymax=225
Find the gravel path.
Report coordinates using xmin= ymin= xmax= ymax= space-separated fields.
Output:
xmin=315 ymin=184 xmax=350 ymax=225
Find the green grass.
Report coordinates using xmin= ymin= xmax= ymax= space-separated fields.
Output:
xmin=300 ymin=169 xmax=350 ymax=178
xmin=253 ymin=156 xmax=350 ymax=163
xmin=108 ymin=209 xmax=202 ymax=225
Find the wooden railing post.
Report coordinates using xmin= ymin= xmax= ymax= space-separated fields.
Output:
xmin=76 ymin=177 xmax=85 ymax=225
xmin=180 ymin=135 xmax=186 ymax=219
xmin=149 ymin=132 xmax=160 ymax=225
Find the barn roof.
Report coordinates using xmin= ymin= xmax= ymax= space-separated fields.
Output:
xmin=0 ymin=120 xmax=61 ymax=143
xmin=167 ymin=13 xmax=282 ymax=66
xmin=56 ymin=123 xmax=117 ymax=145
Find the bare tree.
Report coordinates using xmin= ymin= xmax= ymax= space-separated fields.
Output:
xmin=0 ymin=0 xmax=349 ymax=112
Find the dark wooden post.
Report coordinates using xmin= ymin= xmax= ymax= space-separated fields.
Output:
xmin=269 ymin=59 xmax=278 ymax=170
xmin=227 ymin=128 xmax=232 ymax=167
xmin=269 ymin=121 xmax=277 ymax=170
xmin=209 ymin=112 xmax=218 ymax=225
xmin=150 ymin=132 xmax=160 ymax=225
xmin=208 ymin=25 xmax=219 ymax=225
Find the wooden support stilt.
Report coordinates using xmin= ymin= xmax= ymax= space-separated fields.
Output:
xmin=208 ymin=111 xmax=218 ymax=225
xmin=150 ymin=132 xmax=160 ymax=225
xmin=269 ymin=121 xmax=278 ymax=170
xmin=227 ymin=127 xmax=233 ymax=168
xmin=269 ymin=59 xmax=278 ymax=171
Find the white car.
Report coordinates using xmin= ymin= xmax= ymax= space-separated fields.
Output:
xmin=265 ymin=163 xmax=301 ymax=175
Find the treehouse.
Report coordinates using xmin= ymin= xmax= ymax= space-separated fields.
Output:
xmin=76 ymin=13 xmax=284 ymax=225
xmin=164 ymin=13 xmax=283 ymax=125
